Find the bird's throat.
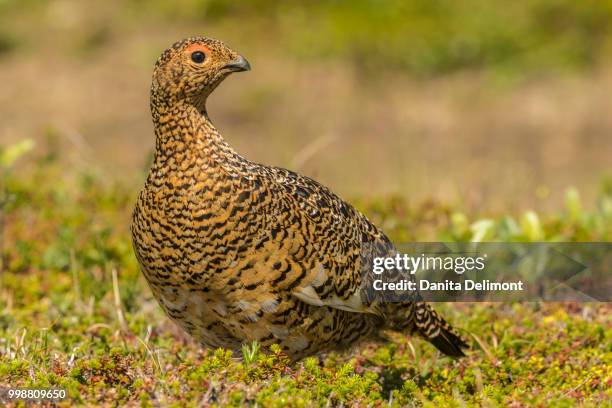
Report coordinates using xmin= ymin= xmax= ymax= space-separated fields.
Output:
xmin=149 ymin=99 xmax=245 ymax=183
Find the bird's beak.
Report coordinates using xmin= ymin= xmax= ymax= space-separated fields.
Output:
xmin=223 ymin=55 xmax=251 ymax=72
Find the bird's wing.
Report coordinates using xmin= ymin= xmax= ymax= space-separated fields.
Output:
xmin=250 ymin=165 xmax=399 ymax=315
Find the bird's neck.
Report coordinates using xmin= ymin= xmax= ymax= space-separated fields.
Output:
xmin=149 ymin=98 xmax=245 ymax=178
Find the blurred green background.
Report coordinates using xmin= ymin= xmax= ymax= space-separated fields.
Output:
xmin=1 ymin=0 xmax=611 ymax=211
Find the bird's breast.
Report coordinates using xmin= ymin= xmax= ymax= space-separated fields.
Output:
xmin=132 ymin=176 xmax=264 ymax=287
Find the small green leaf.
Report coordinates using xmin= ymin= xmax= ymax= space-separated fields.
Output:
xmin=470 ymin=219 xmax=495 ymax=242
xmin=521 ymin=211 xmax=544 ymax=241
xmin=565 ymin=187 xmax=582 ymax=222
xmin=0 ymin=139 xmax=35 ymax=168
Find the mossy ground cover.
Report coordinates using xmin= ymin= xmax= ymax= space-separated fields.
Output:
xmin=0 ymin=148 xmax=610 ymax=407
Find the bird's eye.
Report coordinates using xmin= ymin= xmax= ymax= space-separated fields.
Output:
xmin=191 ymin=51 xmax=206 ymax=64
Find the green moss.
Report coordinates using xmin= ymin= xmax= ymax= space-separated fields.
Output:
xmin=0 ymin=151 xmax=610 ymax=406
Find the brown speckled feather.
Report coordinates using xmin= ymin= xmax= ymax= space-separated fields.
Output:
xmin=131 ymin=36 xmax=468 ymax=360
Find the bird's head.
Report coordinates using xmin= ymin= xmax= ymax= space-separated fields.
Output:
xmin=151 ymin=36 xmax=250 ymax=110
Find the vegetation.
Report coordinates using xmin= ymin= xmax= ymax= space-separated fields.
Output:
xmin=3 ymin=0 xmax=612 ymax=78
xmin=0 ymin=143 xmax=610 ymax=406
xmin=133 ymin=0 xmax=612 ymax=77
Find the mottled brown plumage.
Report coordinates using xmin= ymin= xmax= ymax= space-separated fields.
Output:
xmin=131 ymin=36 xmax=468 ymax=360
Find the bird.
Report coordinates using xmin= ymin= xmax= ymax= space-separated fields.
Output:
xmin=131 ymin=36 xmax=468 ymax=361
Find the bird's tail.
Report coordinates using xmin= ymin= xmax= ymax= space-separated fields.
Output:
xmin=414 ymin=302 xmax=469 ymax=357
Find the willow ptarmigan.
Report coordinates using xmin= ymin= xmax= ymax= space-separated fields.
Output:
xmin=131 ymin=36 xmax=468 ymax=360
